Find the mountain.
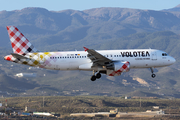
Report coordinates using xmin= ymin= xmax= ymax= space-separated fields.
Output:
xmin=1 ymin=6 xmax=180 ymax=98
xmin=162 ymin=4 xmax=180 ymax=19
xmin=0 ymin=74 xmax=39 ymax=93
xmin=128 ymin=90 xmax=162 ymax=98
xmin=163 ymin=4 xmax=180 ymax=12
xmin=1 ymin=7 xmax=180 ymax=50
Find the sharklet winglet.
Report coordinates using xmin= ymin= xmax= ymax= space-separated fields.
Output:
xmin=83 ymin=47 xmax=89 ymax=52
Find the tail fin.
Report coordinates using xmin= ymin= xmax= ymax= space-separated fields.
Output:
xmin=6 ymin=26 xmax=37 ymax=54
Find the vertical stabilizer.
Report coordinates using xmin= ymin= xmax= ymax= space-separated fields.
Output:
xmin=6 ymin=26 xmax=37 ymax=54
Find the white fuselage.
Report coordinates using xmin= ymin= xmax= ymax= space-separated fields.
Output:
xmin=39 ymin=49 xmax=175 ymax=70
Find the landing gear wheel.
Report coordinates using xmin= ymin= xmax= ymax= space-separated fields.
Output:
xmin=151 ymin=74 xmax=156 ymax=78
xmin=96 ymin=73 xmax=101 ymax=79
xmin=150 ymin=68 xmax=156 ymax=78
xmin=91 ymin=75 xmax=96 ymax=81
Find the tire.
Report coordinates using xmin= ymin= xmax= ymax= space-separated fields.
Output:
xmin=91 ymin=75 xmax=96 ymax=81
xmin=151 ymin=74 xmax=156 ymax=78
xmin=96 ymin=73 xmax=101 ymax=79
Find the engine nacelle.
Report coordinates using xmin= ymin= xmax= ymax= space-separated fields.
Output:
xmin=106 ymin=61 xmax=130 ymax=76
xmin=114 ymin=61 xmax=130 ymax=72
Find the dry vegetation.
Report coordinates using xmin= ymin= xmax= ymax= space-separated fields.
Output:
xmin=1 ymin=96 xmax=180 ymax=116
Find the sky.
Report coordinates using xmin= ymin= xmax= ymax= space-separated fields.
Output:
xmin=0 ymin=0 xmax=179 ymax=11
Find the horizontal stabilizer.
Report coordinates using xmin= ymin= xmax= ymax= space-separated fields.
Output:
xmin=11 ymin=53 xmax=28 ymax=59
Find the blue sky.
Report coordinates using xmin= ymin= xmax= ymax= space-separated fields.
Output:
xmin=0 ymin=0 xmax=180 ymax=11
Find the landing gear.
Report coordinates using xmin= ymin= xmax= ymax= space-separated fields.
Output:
xmin=151 ymin=74 xmax=156 ymax=78
xmin=91 ymin=75 xmax=96 ymax=81
xmin=90 ymin=71 xmax=101 ymax=81
xmin=96 ymin=73 xmax=101 ymax=79
xmin=150 ymin=67 xmax=156 ymax=78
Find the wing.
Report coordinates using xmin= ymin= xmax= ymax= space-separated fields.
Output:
xmin=83 ymin=47 xmax=113 ymax=67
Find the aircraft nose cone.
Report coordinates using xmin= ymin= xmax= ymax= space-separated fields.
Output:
xmin=169 ymin=57 xmax=176 ymax=65
xmin=172 ymin=57 xmax=176 ymax=64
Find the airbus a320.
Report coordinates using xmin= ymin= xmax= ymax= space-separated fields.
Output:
xmin=4 ymin=26 xmax=176 ymax=81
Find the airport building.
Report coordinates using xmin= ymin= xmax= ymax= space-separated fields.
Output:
xmin=15 ymin=73 xmax=36 ymax=77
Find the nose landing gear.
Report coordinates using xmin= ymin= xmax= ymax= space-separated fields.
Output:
xmin=150 ymin=68 xmax=156 ymax=78
xmin=151 ymin=73 xmax=156 ymax=78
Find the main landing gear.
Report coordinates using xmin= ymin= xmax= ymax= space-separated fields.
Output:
xmin=91 ymin=71 xmax=101 ymax=81
xmin=150 ymin=67 xmax=156 ymax=78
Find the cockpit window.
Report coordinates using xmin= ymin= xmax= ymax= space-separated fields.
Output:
xmin=162 ymin=53 xmax=168 ymax=56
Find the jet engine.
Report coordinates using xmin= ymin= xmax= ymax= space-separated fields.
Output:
xmin=113 ymin=61 xmax=130 ymax=72
xmin=106 ymin=61 xmax=130 ymax=76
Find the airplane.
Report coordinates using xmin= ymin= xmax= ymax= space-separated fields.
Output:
xmin=4 ymin=26 xmax=176 ymax=81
